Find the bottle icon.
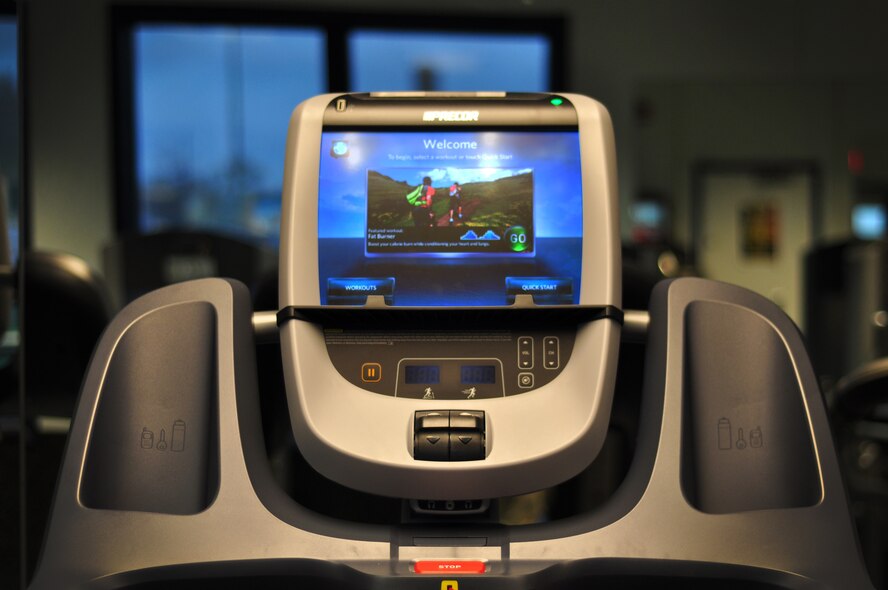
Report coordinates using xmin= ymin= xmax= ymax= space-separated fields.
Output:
xmin=171 ymin=420 xmax=186 ymax=452
xmin=156 ymin=428 xmax=168 ymax=451
xmin=736 ymin=427 xmax=747 ymax=450
xmin=750 ymin=426 xmax=763 ymax=448
xmin=140 ymin=427 xmax=154 ymax=449
xmin=717 ymin=418 xmax=732 ymax=450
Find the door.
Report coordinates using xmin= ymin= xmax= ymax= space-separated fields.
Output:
xmin=695 ymin=165 xmax=816 ymax=327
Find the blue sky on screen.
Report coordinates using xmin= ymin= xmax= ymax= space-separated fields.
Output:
xmin=423 ymin=167 xmax=532 ymax=184
xmin=386 ymin=167 xmax=532 ymax=186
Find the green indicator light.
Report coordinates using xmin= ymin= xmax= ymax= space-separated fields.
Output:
xmin=550 ymin=97 xmax=563 ymax=106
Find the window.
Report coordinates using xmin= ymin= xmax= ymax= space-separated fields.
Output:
xmin=132 ymin=24 xmax=326 ymax=245
xmin=349 ymin=30 xmax=550 ymax=92
xmin=116 ymin=10 xmax=564 ymax=244
xmin=0 ymin=14 xmax=17 ymax=261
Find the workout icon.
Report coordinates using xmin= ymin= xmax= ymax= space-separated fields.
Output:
xmin=423 ymin=387 xmax=435 ymax=400
xmin=462 ymin=387 xmax=477 ymax=399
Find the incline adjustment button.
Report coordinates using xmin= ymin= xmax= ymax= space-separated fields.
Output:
xmin=450 ymin=430 xmax=484 ymax=461
xmin=449 ymin=410 xmax=484 ymax=430
xmin=415 ymin=410 xmax=450 ymax=431
xmin=414 ymin=430 xmax=449 ymax=461
xmin=413 ymin=410 xmax=486 ymax=461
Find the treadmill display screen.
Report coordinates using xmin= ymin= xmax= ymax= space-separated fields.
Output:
xmin=461 ymin=365 xmax=497 ymax=384
xmin=405 ymin=365 xmax=440 ymax=384
xmin=318 ymin=129 xmax=583 ymax=306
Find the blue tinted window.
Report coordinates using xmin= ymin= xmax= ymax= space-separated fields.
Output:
xmin=134 ymin=25 xmax=326 ymax=245
xmin=349 ymin=30 xmax=549 ymax=92
xmin=0 ymin=19 xmax=14 ymax=86
xmin=0 ymin=17 xmax=17 ymax=262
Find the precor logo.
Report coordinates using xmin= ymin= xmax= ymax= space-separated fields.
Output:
xmin=422 ymin=110 xmax=480 ymax=122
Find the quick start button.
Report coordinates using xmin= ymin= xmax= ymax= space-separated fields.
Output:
xmin=505 ymin=277 xmax=572 ymax=304
xmin=414 ymin=560 xmax=486 ymax=574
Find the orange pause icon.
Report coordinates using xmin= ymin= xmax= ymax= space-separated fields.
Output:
xmin=361 ymin=362 xmax=382 ymax=382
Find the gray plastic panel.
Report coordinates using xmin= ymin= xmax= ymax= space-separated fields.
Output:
xmin=29 ymin=279 xmax=389 ymax=589
xmin=682 ymin=300 xmax=821 ymax=513
xmin=508 ymin=279 xmax=873 ymax=589
xmin=29 ymin=278 xmax=873 ymax=589
xmin=80 ymin=301 xmax=218 ymax=514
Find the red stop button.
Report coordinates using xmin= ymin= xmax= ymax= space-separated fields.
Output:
xmin=414 ymin=560 xmax=486 ymax=574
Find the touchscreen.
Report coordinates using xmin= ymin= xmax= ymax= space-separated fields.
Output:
xmin=317 ymin=129 xmax=583 ymax=306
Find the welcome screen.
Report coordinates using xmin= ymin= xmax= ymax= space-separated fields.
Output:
xmin=317 ymin=130 xmax=583 ymax=306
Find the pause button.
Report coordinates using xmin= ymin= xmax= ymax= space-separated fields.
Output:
xmin=362 ymin=362 xmax=382 ymax=382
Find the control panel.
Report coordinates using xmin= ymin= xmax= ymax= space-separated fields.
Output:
xmin=324 ymin=328 xmax=574 ymax=399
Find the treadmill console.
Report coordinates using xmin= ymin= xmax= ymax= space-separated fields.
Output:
xmin=29 ymin=92 xmax=875 ymax=589
xmin=278 ymin=93 xmax=621 ymax=500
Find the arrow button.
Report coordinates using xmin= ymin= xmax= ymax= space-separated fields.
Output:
xmin=450 ymin=431 xmax=483 ymax=461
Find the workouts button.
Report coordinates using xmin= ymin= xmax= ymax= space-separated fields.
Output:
xmin=327 ymin=277 xmax=395 ymax=305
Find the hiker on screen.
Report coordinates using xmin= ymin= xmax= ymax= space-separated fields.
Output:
xmin=406 ymin=176 xmax=436 ymax=228
xmin=449 ymin=182 xmax=463 ymax=224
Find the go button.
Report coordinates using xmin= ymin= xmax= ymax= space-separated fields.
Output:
xmin=414 ymin=560 xmax=486 ymax=574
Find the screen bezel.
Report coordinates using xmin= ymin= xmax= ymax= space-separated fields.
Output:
xmin=280 ymin=93 xmax=620 ymax=310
